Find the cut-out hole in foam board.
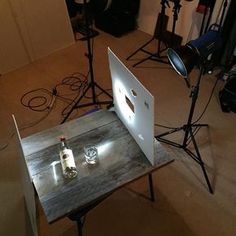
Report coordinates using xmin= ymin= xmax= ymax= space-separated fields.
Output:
xmin=125 ymin=95 xmax=135 ymax=114
xmin=130 ymin=89 xmax=137 ymax=97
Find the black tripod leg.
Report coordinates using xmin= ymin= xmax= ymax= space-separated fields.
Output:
xmin=94 ymin=82 xmax=113 ymax=99
xmin=132 ymin=48 xmax=169 ymax=67
xmin=189 ymin=129 xmax=213 ymax=194
xmin=186 ymin=124 xmax=209 ymax=145
xmin=192 ymin=124 xmax=208 ymax=127
xmin=133 ymin=55 xmax=153 ymax=67
xmin=61 ymin=84 xmax=91 ymax=124
xmin=155 ymin=126 xmax=184 ymax=148
xmin=126 ymin=38 xmax=155 ymax=61
xmin=148 ymin=173 xmax=155 ymax=202
xmin=155 ymin=126 xmax=183 ymax=138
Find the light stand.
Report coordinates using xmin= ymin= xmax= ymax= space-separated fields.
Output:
xmin=155 ymin=65 xmax=213 ymax=193
xmin=126 ymin=0 xmax=171 ymax=67
xmin=61 ymin=0 xmax=112 ymax=124
xmin=155 ymin=24 xmax=221 ymax=193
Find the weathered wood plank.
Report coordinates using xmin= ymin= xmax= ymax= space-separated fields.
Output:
xmin=22 ymin=110 xmax=117 ymax=156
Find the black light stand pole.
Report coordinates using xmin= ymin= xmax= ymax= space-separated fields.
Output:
xmin=171 ymin=0 xmax=181 ymax=46
xmin=219 ymin=0 xmax=228 ymax=29
xmin=157 ymin=0 xmax=170 ymax=57
xmin=156 ymin=65 xmax=213 ymax=194
xmin=61 ymin=0 xmax=112 ymax=124
xmin=84 ymin=0 xmax=96 ymax=105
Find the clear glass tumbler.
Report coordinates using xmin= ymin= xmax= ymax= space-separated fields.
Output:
xmin=84 ymin=145 xmax=98 ymax=164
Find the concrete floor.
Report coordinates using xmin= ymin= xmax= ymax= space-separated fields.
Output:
xmin=0 ymin=29 xmax=235 ymax=236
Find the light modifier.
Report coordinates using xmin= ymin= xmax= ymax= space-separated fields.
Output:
xmin=167 ymin=26 xmax=220 ymax=77
xmin=167 ymin=46 xmax=198 ymax=78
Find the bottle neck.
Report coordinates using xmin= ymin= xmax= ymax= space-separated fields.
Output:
xmin=60 ymin=139 xmax=69 ymax=150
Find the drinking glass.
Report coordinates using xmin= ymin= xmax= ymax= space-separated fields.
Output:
xmin=84 ymin=145 xmax=98 ymax=164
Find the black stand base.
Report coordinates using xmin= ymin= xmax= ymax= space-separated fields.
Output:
xmin=126 ymin=37 xmax=169 ymax=67
xmin=126 ymin=4 xmax=169 ymax=68
xmin=156 ymin=123 xmax=213 ymax=194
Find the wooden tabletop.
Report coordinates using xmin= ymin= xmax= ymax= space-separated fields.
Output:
xmin=21 ymin=110 xmax=173 ymax=223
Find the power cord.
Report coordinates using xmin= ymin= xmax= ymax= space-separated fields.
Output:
xmin=20 ymin=88 xmax=56 ymax=112
xmin=155 ymin=76 xmax=220 ymax=129
xmin=0 ymin=132 xmax=15 ymax=151
xmin=0 ymin=108 xmax=53 ymax=152
xmin=192 ymin=76 xmax=219 ymax=124
xmin=1 ymin=88 xmax=56 ymax=151
xmin=1 ymin=73 xmax=84 ymax=151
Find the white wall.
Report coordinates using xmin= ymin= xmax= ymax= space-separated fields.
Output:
xmin=0 ymin=0 xmax=75 ymax=75
xmin=0 ymin=0 xmax=31 ymax=74
xmin=1 ymin=0 xmax=231 ymax=74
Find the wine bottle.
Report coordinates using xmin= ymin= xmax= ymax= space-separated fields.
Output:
xmin=59 ymin=137 xmax=77 ymax=179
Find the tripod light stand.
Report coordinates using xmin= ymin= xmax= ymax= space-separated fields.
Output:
xmin=126 ymin=0 xmax=182 ymax=67
xmin=126 ymin=0 xmax=170 ymax=67
xmin=156 ymin=27 xmax=221 ymax=194
xmin=61 ymin=0 xmax=112 ymax=124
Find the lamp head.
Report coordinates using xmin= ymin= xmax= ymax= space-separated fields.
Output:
xmin=167 ymin=26 xmax=220 ymax=77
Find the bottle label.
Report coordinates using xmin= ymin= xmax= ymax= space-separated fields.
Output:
xmin=60 ymin=149 xmax=76 ymax=173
